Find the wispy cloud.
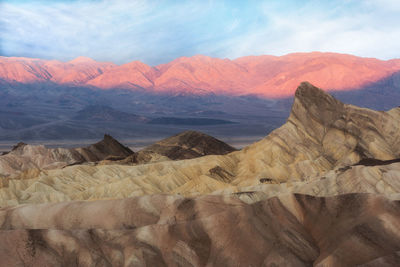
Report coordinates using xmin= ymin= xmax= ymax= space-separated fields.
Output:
xmin=0 ymin=0 xmax=399 ymax=65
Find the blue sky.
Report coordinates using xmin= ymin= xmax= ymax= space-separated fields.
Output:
xmin=1 ymin=0 xmax=399 ymax=65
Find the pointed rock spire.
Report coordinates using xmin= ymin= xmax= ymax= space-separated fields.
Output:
xmin=289 ymin=82 xmax=345 ymax=129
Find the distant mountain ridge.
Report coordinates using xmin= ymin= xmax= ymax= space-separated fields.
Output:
xmin=2 ymin=52 xmax=400 ymax=97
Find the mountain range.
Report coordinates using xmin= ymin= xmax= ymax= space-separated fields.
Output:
xmin=2 ymin=52 xmax=400 ymax=97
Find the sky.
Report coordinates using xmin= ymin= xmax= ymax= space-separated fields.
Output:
xmin=0 ymin=0 xmax=399 ymax=65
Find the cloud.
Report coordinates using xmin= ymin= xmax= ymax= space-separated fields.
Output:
xmin=0 ymin=0 xmax=399 ymax=65
xmin=215 ymin=0 xmax=400 ymax=60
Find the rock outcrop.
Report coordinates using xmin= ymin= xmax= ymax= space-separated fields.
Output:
xmin=76 ymin=134 xmax=134 ymax=162
xmin=139 ymin=130 xmax=237 ymax=160
xmin=234 ymin=82 xmax=400 ymax=184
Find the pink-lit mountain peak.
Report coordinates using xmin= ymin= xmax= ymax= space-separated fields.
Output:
xmin=86 ymin=60 xmax=157 ymax=89
xmin=1 ymin=52 xmax=399 ymax=97
xmin=68 ymin=56 xmax=97 ymax=65
xmin=119 ymin=60 xmax=153 ymax=71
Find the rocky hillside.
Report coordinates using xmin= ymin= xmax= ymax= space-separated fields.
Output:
xmin=0 ymin=193 xmax=399 ymax=266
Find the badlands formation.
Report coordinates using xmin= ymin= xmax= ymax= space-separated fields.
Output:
xmin=0 ymin=134 xmax=134 ymax=178
xmin=0 ymin=82 xmax=400 ymax=266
